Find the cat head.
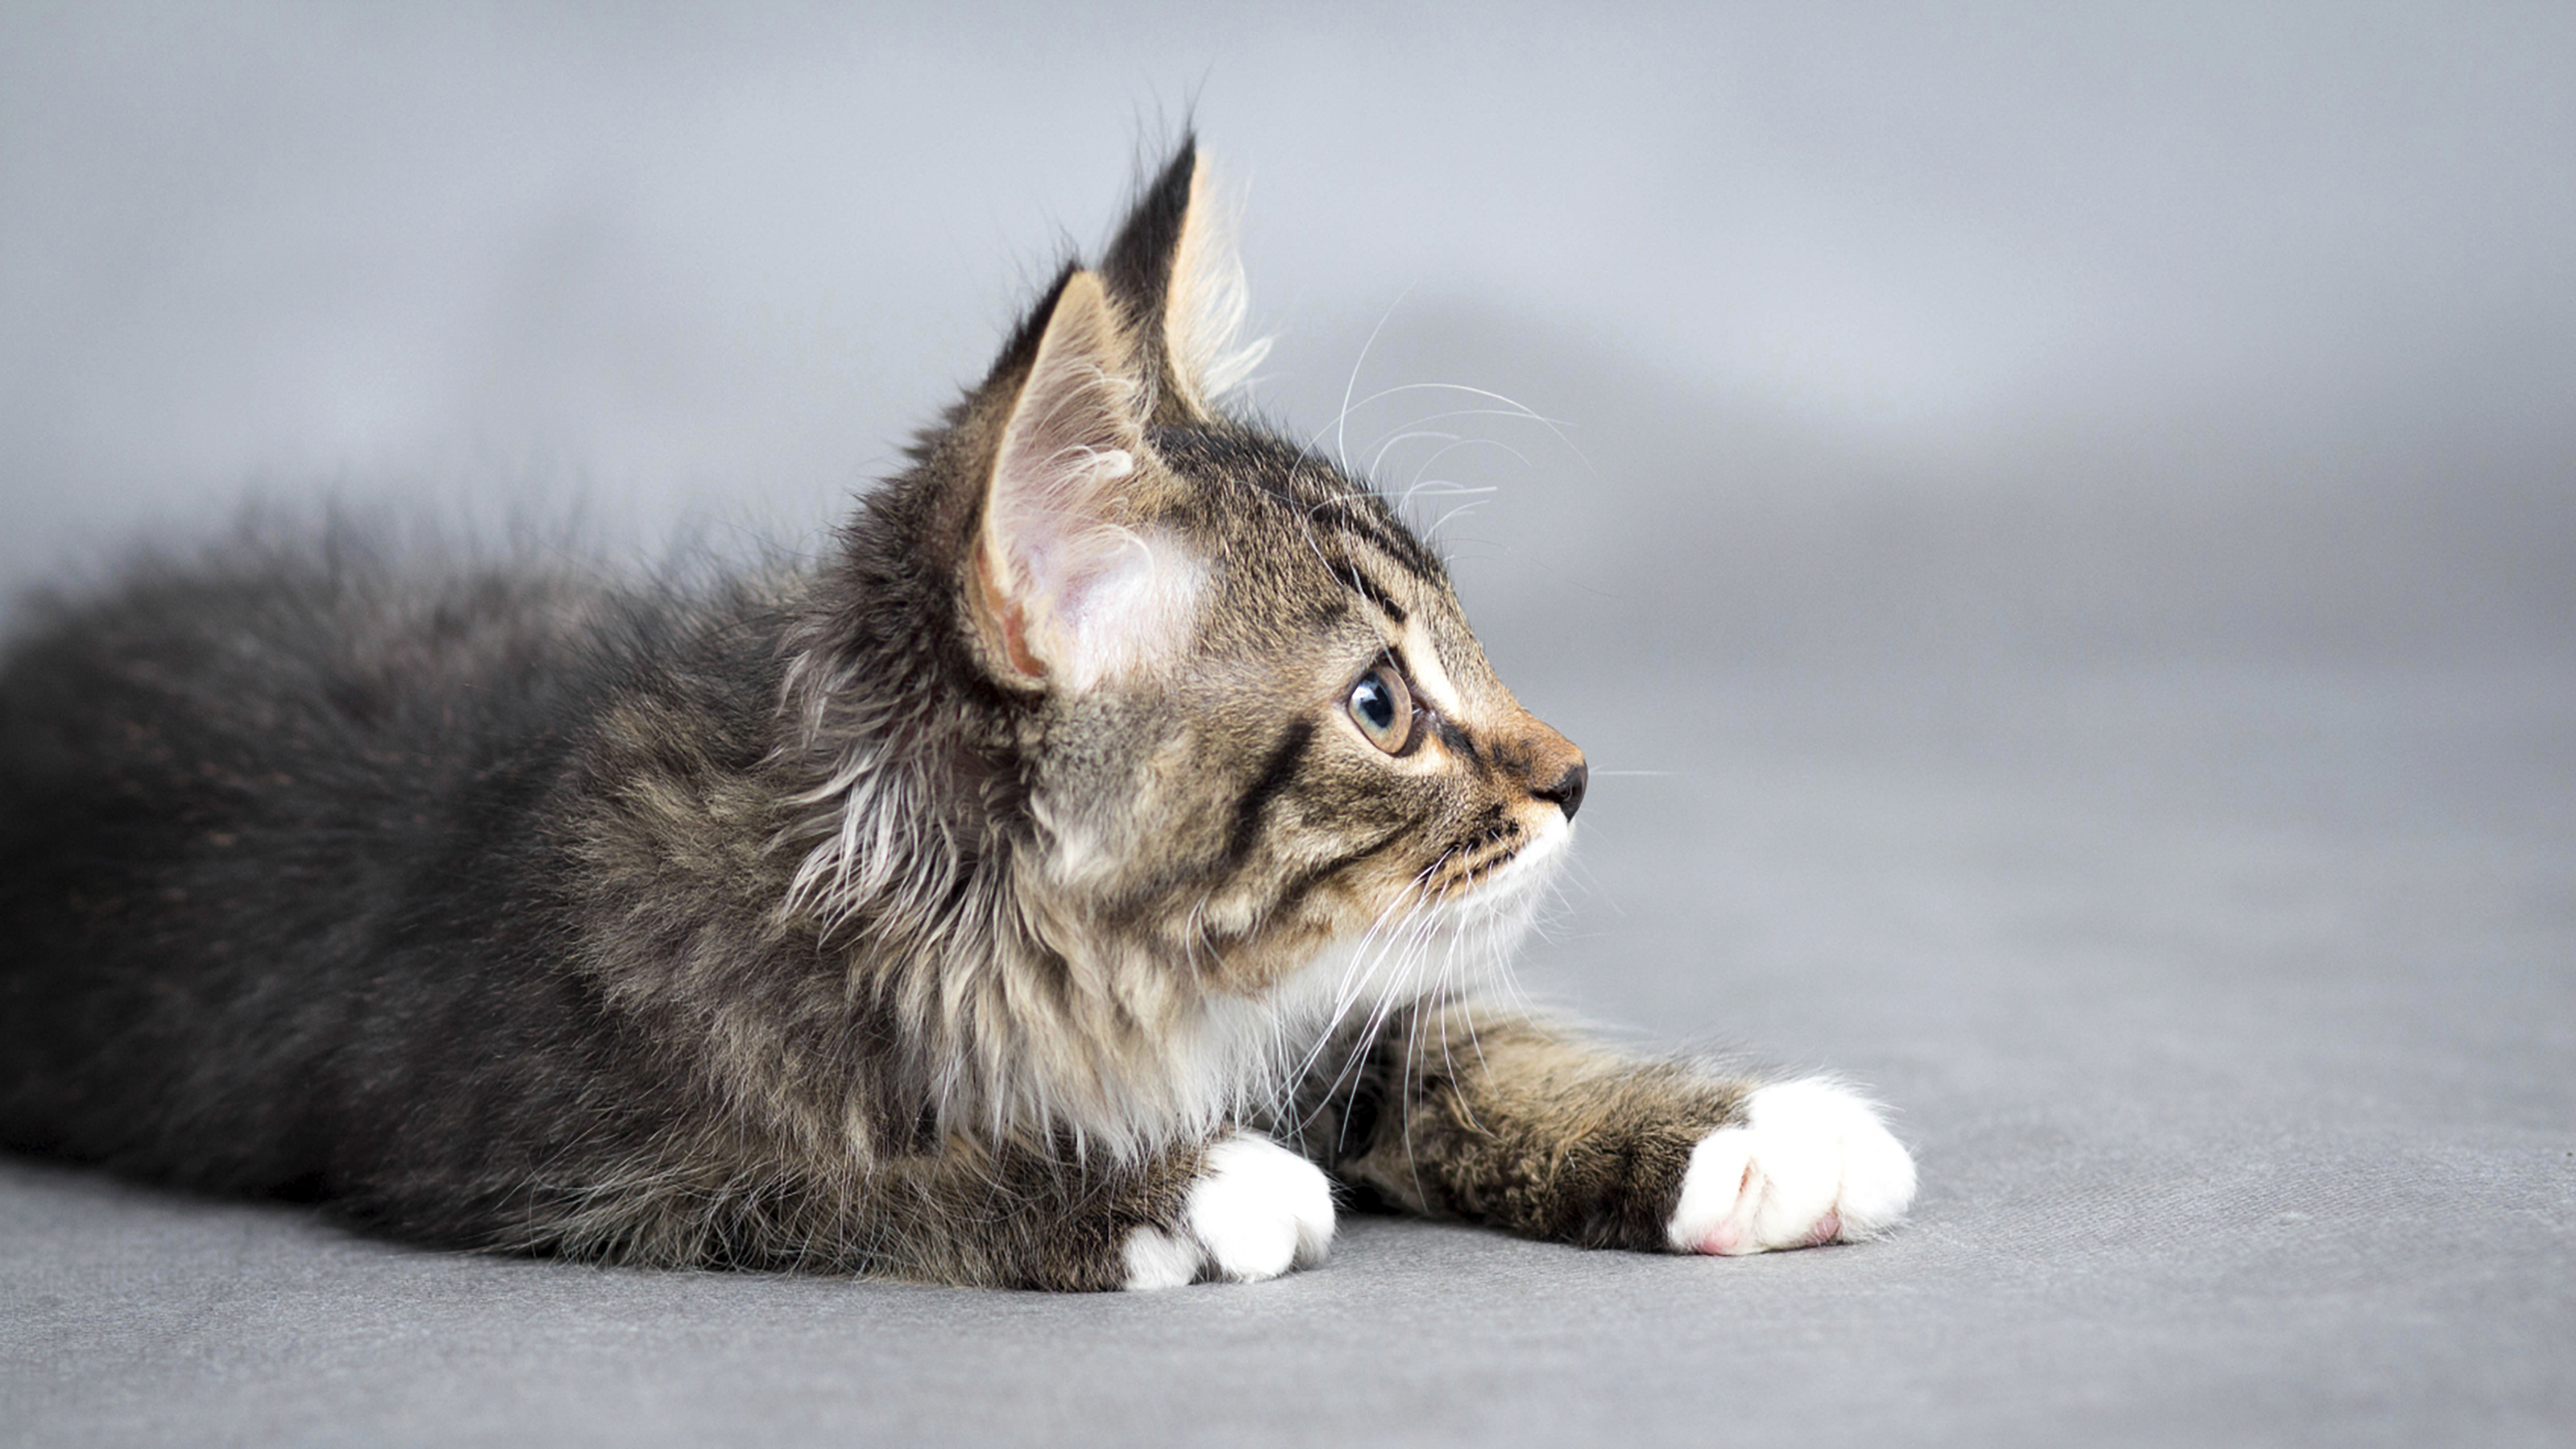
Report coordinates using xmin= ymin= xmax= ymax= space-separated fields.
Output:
xmin=792 ymin=138 xmax=1586 ymax=1017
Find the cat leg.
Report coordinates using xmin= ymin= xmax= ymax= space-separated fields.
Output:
xmin=1294 ymin=1000 xmax=1914 ymax=1255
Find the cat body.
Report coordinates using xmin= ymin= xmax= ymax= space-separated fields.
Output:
xmin=0 ymin=142 xmax=1914 ymax=1288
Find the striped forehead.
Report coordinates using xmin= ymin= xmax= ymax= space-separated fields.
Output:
xmin=1300 ymin=499 xmax=1484 ymax=719
xmin=1153 ymin=429 xmax=1458 ymax=675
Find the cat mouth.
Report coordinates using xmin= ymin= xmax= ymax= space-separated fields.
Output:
xmin=1421 ymin=816 xmax=1571 ymax=908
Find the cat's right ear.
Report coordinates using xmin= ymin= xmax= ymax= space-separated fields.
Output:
xmin=967 ymin=270 xmax=1205 ymax=694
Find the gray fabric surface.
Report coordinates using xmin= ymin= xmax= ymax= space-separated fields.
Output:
xmin=9 ymin=659 xmax=2570 ymax=1447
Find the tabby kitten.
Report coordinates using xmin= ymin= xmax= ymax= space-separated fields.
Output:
xmin=0 ymin=140 xmax=1914 ymax=1289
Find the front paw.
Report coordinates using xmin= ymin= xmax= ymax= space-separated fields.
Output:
xmin=1667 ymin=1078 xmax=1917 ymax=1256
xmin=1121 ymin=1132 xmax=1335 ymax=1290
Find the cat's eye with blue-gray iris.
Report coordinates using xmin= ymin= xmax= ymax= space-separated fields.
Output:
xmin=1348 ymin=667 xmax=1415 ymax=753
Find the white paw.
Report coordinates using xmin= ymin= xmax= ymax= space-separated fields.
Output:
xmin=1120 ymin=1133 xmax=1335 ymax=1290
xmin=1667 ymin=1078 xmax=1917 ymax=1256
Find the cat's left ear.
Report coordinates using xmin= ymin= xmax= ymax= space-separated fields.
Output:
xmin=970 ymin=269 xmax=1205 ymax=694
xmin=1100 ymin=136 xmax=1269 ymax=423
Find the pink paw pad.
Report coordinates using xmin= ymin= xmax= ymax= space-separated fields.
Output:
xmin=1693 ymin=1221 xmax=1742 ymax=1256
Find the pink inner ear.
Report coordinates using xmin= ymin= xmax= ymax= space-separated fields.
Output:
xmin=980 ymin=273 xmax=1212 ymax=688
xmin=1027 ymin=525 xmax=1209 ymax=690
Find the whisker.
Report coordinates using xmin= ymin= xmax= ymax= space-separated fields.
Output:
xmin=1327 ymin=384 xmax=1600 ymax=482
xmin=1368 ymin=429 xmax=1463 ymax=481
xmin=1326 ymin=287 xmax=1417 ymax=471
xmin=1402 ymin=440 xmax=1528 ymax=496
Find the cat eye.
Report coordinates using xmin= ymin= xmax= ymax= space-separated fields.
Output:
xmin=1346 ymin=667 xmax=1416 ymax=754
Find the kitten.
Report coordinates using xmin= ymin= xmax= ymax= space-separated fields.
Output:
xmin=0 ymin=139 xmax=1915 ymax=1289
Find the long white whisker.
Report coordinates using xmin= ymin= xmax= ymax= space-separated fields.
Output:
xmin=1328 ymin=384 xmax=1599 ymax=481
xmin=1282 ymin=872 xmax=1437 ymax=1108
xmin=1302 ymin=851 xmax=1453 ymax=1113
xmin=1327 ymin=288 xmax=1415 ymax=471
xmin=1404 ymin=441 xmax=1528 ymax=492
xmin=1428 ymin=494 xmax=1494 ymax=539
xmin=1364 ymin=427 xmax=1459 ymax=476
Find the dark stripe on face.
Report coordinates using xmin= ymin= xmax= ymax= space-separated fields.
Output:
xmin=1337 ymin=564 xmax=1407 ymax=625
xmin=1310 ymin=494 xmax=1443 ymax=583
xmin=1269 ymin=820 xmax=1418 ymax=921
xmin=1225 ymin=719 xmax=1315 ymax=866
xmin=1430 ymin=712 xmax=1480 ymax=766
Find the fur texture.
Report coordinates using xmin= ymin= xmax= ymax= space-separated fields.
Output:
xmin=0 ymin=138 xmax=1914 ymax=1287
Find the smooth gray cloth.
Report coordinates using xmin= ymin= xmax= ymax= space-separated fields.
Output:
xmin=8 ymin=660 xmax=2569 ymax=1448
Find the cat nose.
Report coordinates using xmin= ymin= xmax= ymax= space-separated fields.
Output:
xmin=1534 ymin=758 xmax=1587 ymax=821
xmin=1505 ymin=706 xmax=1586 ymax=821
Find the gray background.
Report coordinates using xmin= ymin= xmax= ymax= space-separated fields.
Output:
xmin=3 ymin=3 xmax=2570 ymax=1446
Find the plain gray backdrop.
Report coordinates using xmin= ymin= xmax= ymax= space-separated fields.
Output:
xmin=4 ymin=4 xmax=2571 ymax=1447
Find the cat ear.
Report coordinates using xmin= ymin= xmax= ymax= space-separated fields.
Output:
xmin=972 ymin=269 xmax=1206 ymax=691
xmin=1100 ymin=136 xmax=1269 ymax=422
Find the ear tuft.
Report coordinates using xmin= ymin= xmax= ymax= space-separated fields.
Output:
xmin=976 ymin=271 xmax=1206 ymax=691
xmin=1100 ymin=138 xmax=1269 ymax=419
xmin=1163 ymin=155 xmax=1269 ymax=410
